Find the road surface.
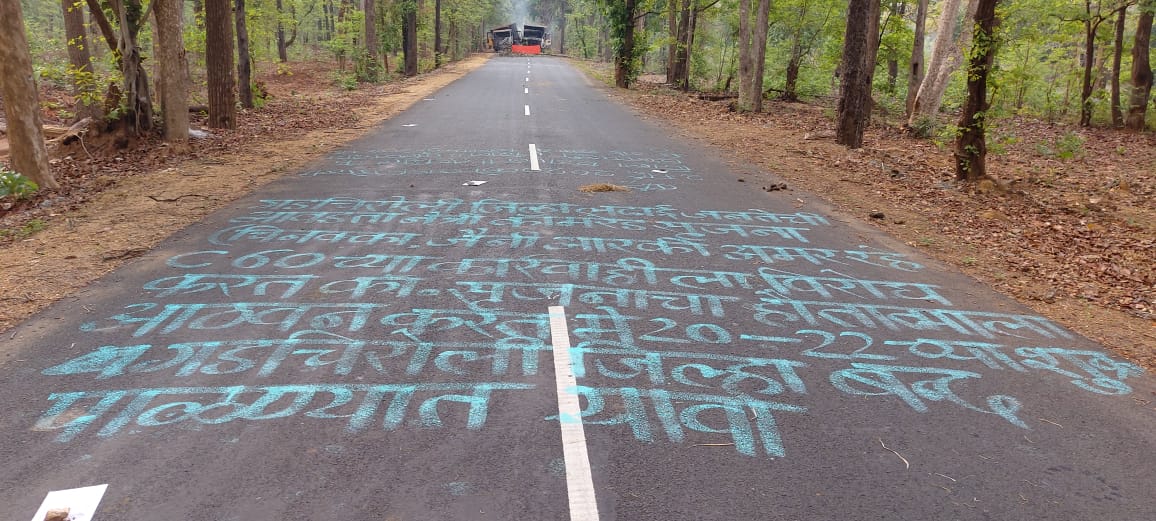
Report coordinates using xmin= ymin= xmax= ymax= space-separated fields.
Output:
xmin=2 ymin=56 xmax=1153 ymax=521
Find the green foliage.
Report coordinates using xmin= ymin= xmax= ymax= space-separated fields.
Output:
xmin=331 ymin=71 xmax=359 ymax=90
xmin=0 ymin=219 xmax=48 ymax=240
xmin=1036 ymin=131 xmax=1086 ymax=160
xmin=0 ymin=167 xmax=40 ymax=200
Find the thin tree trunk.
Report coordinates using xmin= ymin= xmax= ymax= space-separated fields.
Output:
xmin=236 ymin=0 xmax=253 ymax=109
xmin=836 ymin=0 xmax=882 ymax=148
xmin=276 ymin=0 xmax=289 ymax=62
xmin=0 ymin=0 xmax=57 ymax=189
xmin=1080 ymin=11 xmax=1097 ymax=127
xmin=905 ymin=0 xmax=929 ymax=117
xmin=434 ymin=0 xmax=442 ymax=67
xmin=205 ymin=0 xmax=237 ymax=128
xmin=667 ymin=0 xmax=678 ymax=82
xmin=62 ymin=0 xmax=102 ymax=121
xmin=1127 ymin=1 xmax=1154 ymax=130
xmin=1111 ymin=8 xmax=1126 ymax=126
xmin=955 ymin=0 xmax=1000 ymax=181
xmin=154 ymin=0 xmax=189 ymax=145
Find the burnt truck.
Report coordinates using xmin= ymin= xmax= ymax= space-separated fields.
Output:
xmin=487 ymin=23 xmax=519 ymax=52
xmin=487 ymin=23 xmax=549 ymax=55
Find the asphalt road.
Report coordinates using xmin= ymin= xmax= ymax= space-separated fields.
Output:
xmin=2 ymin=55 xmax=1154 ymax=521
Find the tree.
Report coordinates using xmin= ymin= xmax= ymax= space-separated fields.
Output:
xmin=275 ymin=0 xmax=299 ymax=62
xmin=434 ymin=0 xmax=442 ymax=67
xmin=153 ymin=0 xmax=189 ymax=145
xmin=206 ymin=0 xmax=238 ymax=128
xmin=0 ymin=0 xmax=57 ymax=190
xmin=105 ymin=0 xmax=154 ymax=133
xmin=954 ymin=0 xmax=1000 ymax=181
xmin=366 ymin=0 xmax=379 ymax=69
xmin=905 ymin=0 xmax=929 ymax=117
xmin=908 ymin=0 xmax=978 ymax=127
xmin=1126 ymin=0 xmax=1154 ymax=129
xmin=61 ymin=0 xmax=102 ymax=122
xmin=737 ymin=0 xmax=771 ymax=111
xmin=836 ymin=0 xmax=882 ymax=148
xmin=600 ymin=0 xmax=643 ymax=88
xmin=1061 ymin=0 xmax=1132 ymax=127
xmin=402 ymin=0 xmax=418 ymax=77
xmin=236 ymin=0 xmax=254 ymax=109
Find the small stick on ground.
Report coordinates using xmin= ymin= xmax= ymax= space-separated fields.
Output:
xmin=1039 ymin=418 xmax=1063 ymax=428
xmin=878 ymin=438 xmax=910 ymax=469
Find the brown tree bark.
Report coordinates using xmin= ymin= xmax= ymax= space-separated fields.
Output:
xmin=403 ymin=2 xmax=418 ymax=77
xmin=1127 ymin=1 xmax=1154 ymax=130
xmin=236 ymin=0 xmax=254 ymax=108
xmin=614 ymin=0 xmax=640 ymax=88
xmin=1111 ymin=8 xmax=1126 ymax=126
xmin=737 ymin=0 xmax=770 ymax=111
xmin=434 ymin=0 xmax=442 ymax=67
xmin=205 ymin=0 xmax=237 ymax=128
xmin=836 ymin=0 xmax=882 ymax=148
xmin=153 ymin=0 xmax=189 ymax=145
xmin=0 ymin=0 xmax=57 ymax=189
xmin=955 ymin=0 xmax=999 ymax=181
xmin=909 ymin=0 xmax=977 ymax=126
xmin=107 ymin=0 xmax=153 ymax=133
xmin=62 ymin=0 xmax=103 ymax=121
xmin=905 ymin=0 xmax=929 ymax=117
xmin=365 ymin=0 xmax=378 ymax=67
xmin=276 ymin=0 xmax=288 ymax=61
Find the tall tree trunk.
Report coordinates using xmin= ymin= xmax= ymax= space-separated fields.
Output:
xmin=365 ymin=0 xmax=378 ymax=66
xmin=667 ymin=0 xmax=678 ymax=81
xmin=955 ymin=0 xmax=1000 ymax=181
xmin=1080 ymin=10 xmax=1097 ymax=127
xmin=612 ymin=0 xmax=640 ymax=88
xmin=434 ymin=0 xmax=442 ymax=67
xmin=672 ymin=0 xmax=693 ymax=89
xmin=784 ymin=40 xmax=803 ymax=101
xmin=276 ymin=0 xmax=289 ymax=62
xmin=905 ymin=0 xmax=929 ymax=118
xmin=836 ymin=0 xmax=882 ymax=148
xmin=108 ymin=0 xmax=153 ymax=133
xmin=236 ymin=0 xmax=254 ymax=109
xmin=0 ymin=0 xmax=57 ymax=189
xmin=403 ymin=2 xmax=418 ymax=77
xmin=737 ymin=0 xmax=771 ymax=112
xmin=1111 ymin=8 xmax=1126 ymax=127
xmin=154 ymin=0 xmax=189 ymax=146
xmin=908 ymin=0 xmax=974 ymax=126
xmin=62 ymin=0 xmax=102 ymax=121
xmin=559 ymin=1 xmax=567 ymax=54
xmin=205 ymin=0 xmax=237 ymax=128
xmin=1127 ymin=1 xmax=1154 ymax=130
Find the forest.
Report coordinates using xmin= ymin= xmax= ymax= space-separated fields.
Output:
xmin=0 ymin=0 xmax=1153 ymax=368
xmin=1 ymin=0 xmax=1154 ymax=189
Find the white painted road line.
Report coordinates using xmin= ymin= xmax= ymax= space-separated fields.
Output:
xmin=529 ymin=144 xmax=540 ymax=171
xmin=525 ymin=87 xmax=529 ymax=94
xmin=526 ymin=77 xmax=530 ymax=82
xmin=548 ymin=306 xmax=601 ymax=521
xmin=525 ymin=105 xmax=531 ymax=116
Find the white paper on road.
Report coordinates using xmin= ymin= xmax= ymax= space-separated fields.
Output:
xmin=29 ymin=484 xmax=108 ymax=521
